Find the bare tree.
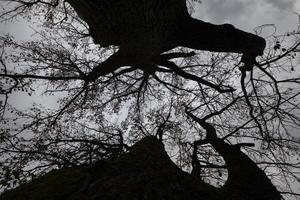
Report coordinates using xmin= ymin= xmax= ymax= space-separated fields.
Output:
xmin=0 ymin=0 xmax=299 ymax=199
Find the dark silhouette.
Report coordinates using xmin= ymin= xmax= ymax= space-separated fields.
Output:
xmin=66 ymin=0 xmax=266 ymax=81
xmin=186 ymin=111 xmax=281 ymax=200
xmin=1 ymin=1 xmax=286 ymax=199
xmin=1 ymin=134 xmax=281 ymax=200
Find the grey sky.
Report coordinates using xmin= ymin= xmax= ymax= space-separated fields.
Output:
xmin=194 ymin=0 xmax=300 ymax=33
xmin=0 ymin=1 xmax=299 ymax=195
xmin=0 ymin=0 xmax=299 ymax=110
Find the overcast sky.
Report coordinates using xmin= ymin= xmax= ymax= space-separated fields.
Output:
xmin=0 ymin=0 xmax=300 ymax=109
xmin=194 ymin=0 xmax=300 ymax=33
xmin=1 ymin=0 xmax=299 ymax=40
xmin=1 ymin=1 xmax=300 ymax=193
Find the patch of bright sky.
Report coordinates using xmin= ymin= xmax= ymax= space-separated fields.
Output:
xmin=194 ymin=0 xmax=300 ymax=34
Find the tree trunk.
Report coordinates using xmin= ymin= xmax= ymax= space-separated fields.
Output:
xmin=65 ymin=0 xmax=266 ymax=81
xmin=1 ymin=136 xmax=281 ymax=200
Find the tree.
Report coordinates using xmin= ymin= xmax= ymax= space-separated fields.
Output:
xmin=0 ymin=0 xmax=299 ymax=199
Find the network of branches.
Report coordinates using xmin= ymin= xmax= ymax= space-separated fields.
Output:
xmin=0 ymin=0 xmax=299 ymax=199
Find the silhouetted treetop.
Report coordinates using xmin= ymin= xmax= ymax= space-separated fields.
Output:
xmin=0 ymin=0 xmax=299 ymax=199
xmin=0 ymin=135 xmax=281 ymax=200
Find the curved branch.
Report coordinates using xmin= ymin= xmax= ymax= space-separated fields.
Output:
xmin=185 ymin=111 xmax=281 ymax=200
xmin=157 ymin=59 xmax=235 ymax=93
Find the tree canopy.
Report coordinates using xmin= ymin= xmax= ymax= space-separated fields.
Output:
xmin=0 ymin=0 xmax=300 ymax=199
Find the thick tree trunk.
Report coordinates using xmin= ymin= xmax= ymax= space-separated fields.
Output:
xmin=66 ymin=0 xmax=265 ymax=55
xmin=1 ymin=136 xmax=281 ymax=200
xmin=66 ymin=0 xmax=189 ymax=48
xmin=186 ymin=111 xmax=281 ymax=200
xmin=65 ymin=0 xmax=266 ymax=81
xmin=207 ymin=134 xmax=281 ymax=200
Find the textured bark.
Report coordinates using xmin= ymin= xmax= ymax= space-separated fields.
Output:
xmin=1 ymin=136 xmax=281 ymax=200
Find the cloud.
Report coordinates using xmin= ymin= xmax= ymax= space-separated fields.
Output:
xmin=195 ymin=0 xmax=263 ymax=22
xmin=266 ymin=0 xmax=295 ymax=10
xmin=194 ymin=0 xmax=298 ymax=33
